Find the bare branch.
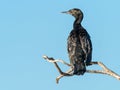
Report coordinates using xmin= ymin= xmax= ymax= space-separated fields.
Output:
xmin=43 ymin=55 xmax=71 ymax=66
xmin=43 ymin=55 xmax=73 ymax=83
xmin=42 ymin=55 xmax=120 ymax=84
xmin=88 ymin=62 xmax=120 ymax=80
xmin=56 ymin=68 xmax=73 ymax=84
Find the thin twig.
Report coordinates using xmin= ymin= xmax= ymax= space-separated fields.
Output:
xmin=43 ymin=55 xmax=71 ymax=66
xmin=43 ymin=55 xmax=73 ymax=81
xmin=56 ymin=68 xmax=73 ymax=83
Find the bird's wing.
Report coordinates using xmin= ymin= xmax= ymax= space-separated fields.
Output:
xmin=67 ymin=30 xmax=86 ymax=75
xmin=67 ymin=30 xmax=85 ymax=64
xmin=67 ymin=33 xmax=76 ymax=64
xmin=79 ymin=30 xmax=92 ymax=64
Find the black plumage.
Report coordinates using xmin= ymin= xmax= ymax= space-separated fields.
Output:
xmin=62 ymin=8 xmax=92 ymax=75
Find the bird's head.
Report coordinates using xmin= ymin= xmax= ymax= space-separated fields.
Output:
xmin=62 ymin=8 xmax=83 ymax=19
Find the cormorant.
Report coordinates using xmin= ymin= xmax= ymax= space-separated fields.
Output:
xmin=62 ymin=8 xmax=92 ymax=75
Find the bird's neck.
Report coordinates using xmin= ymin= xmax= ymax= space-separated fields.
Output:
xmin=73 ymin=16 xmax=83 ymax=29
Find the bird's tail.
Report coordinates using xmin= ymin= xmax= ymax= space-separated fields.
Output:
xmin=73 ymin=61 xmax=86 ymax=75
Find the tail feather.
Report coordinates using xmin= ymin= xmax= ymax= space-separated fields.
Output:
xmin=73 ymin=62 xmax=86 ymax=75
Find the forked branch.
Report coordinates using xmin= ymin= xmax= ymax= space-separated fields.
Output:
xmin=42 ymin=55 xmax=120 ymax=84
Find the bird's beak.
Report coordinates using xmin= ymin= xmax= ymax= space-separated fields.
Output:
xmin=61 ymin=11 xmax=70 ymax=14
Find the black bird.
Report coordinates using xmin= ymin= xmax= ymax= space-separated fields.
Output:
xmin=62 ymin=8 xmax=92 ymax=75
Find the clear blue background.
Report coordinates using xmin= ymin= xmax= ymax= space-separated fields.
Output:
xmin=0 ymin=0 xmax=120 ymax=90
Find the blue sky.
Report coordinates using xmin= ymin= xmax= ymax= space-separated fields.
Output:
xmin=0 ymin=0 xmax=120 ymax=90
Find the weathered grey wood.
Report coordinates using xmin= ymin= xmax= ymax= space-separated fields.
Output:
xmin=43 ymin=55 xmax=120 ymax=84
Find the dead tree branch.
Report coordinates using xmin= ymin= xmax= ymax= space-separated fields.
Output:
xmin=42 ymin=55 xmax=120 ymax=84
